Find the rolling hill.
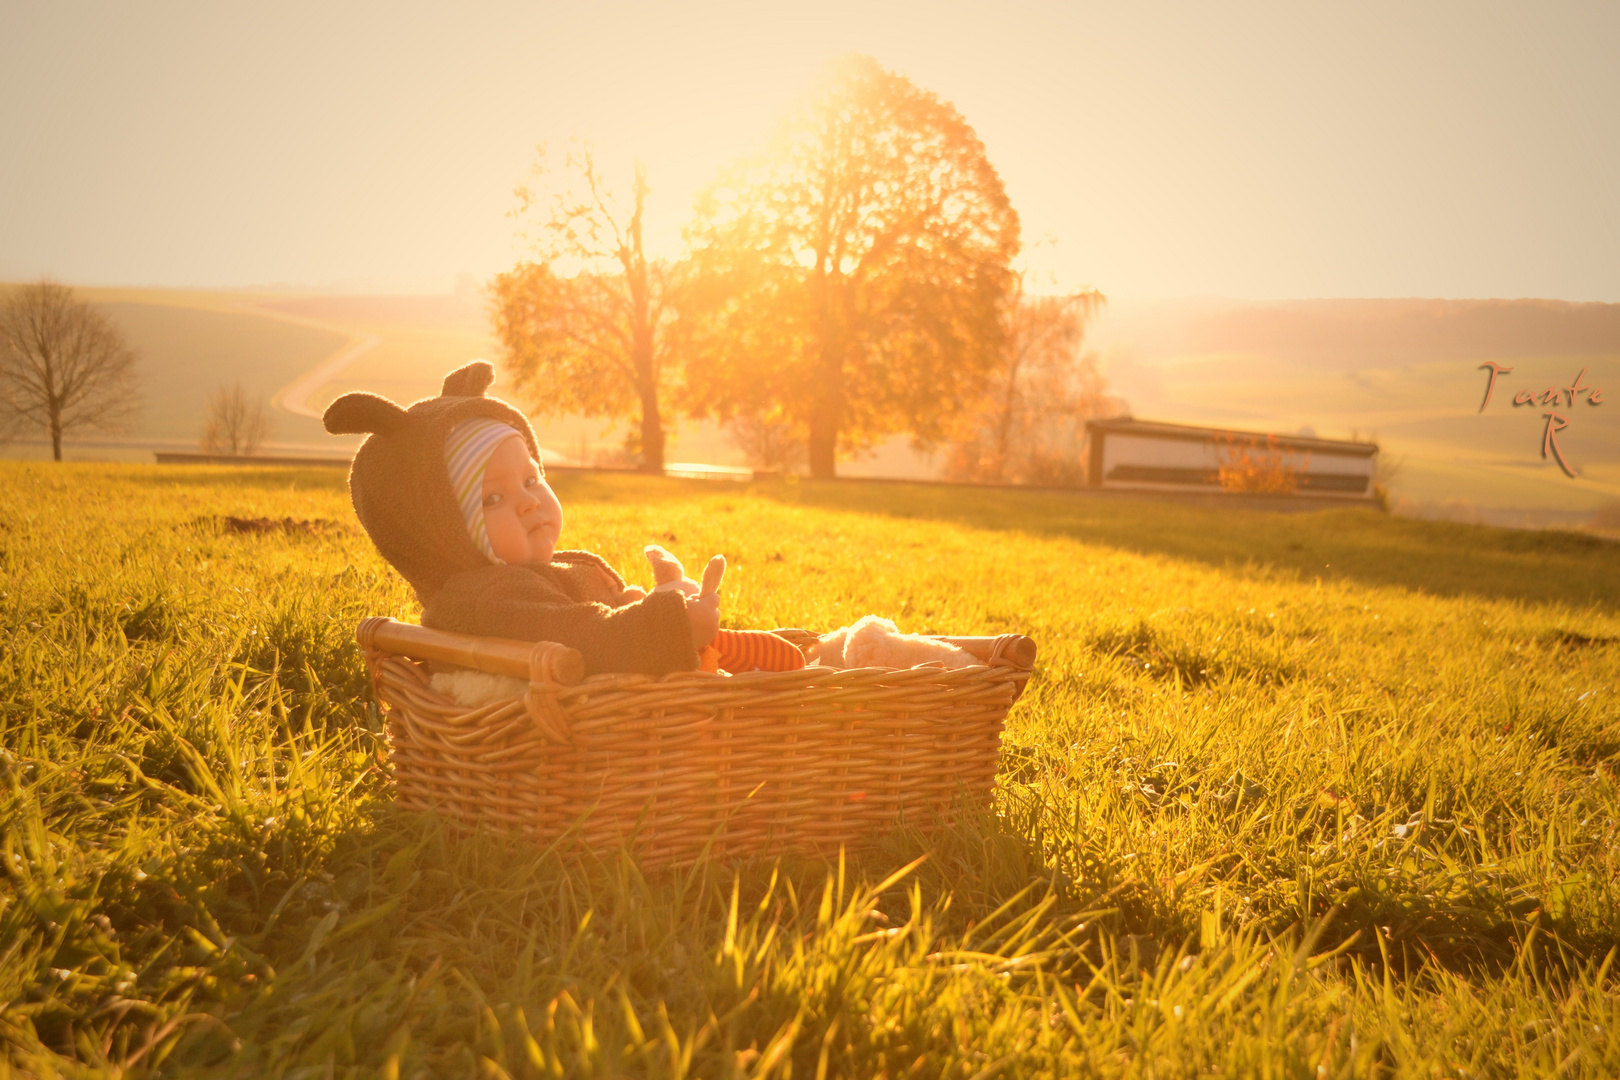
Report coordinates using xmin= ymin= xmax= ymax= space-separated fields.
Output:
xmin=1090 ymin=297 xmax=1620 ymax=522
xmin=5 ymin=286 xmax=1617 ymax=524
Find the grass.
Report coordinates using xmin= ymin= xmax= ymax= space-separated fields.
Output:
xmin=2 ymin=462 xmax=1619 ymax=1077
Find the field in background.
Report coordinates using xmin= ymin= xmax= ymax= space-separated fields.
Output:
xmin=5 ymin=286 xmax=1618 ymax=524
xmin=3 ymin=462 xmax=1620 ymax=1074
xmin=1092 ymin=297 xmax=1620 ymax=524
xmin=0 ymin=287 xmax=348 ymax=460
xmin=0 ymin=285 xmax=763 ymax=469
xmin=257 ymin=291 xmax=790 ymax=472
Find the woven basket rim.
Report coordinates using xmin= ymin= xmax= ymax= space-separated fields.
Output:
xmin=358 ymin=616 xmax=1036 ymax=690
xmin=427 ymin=658 xmax=1032 ymax=685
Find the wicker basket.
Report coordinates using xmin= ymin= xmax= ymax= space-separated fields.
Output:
xmin=357 ymin=617 xmax=1036 ymax=863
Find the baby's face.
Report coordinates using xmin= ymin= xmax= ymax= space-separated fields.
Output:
xmin=481 ymin=435 xmax=563 ymax=564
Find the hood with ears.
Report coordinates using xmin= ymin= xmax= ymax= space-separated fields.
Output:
xmin=325 ymin=361 xmax=542 ymax=600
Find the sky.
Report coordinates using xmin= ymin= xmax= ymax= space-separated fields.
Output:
xmin=3 ymin=0 xmax=1617 ymax=301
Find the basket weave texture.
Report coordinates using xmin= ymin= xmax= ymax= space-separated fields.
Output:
xmin=358 ymin=618 xmax=1035 ymax=863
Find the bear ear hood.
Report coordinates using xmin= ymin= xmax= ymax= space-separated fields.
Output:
xmin=330 ymin=365 xmax=544 ymax=601
xmin=323 ymin=392 xmax=408 ymax=435
xmin=440 ymin=361 xmax=496 ymax=398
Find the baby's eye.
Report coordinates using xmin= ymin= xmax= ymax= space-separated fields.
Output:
xmin=482 ymin=493 xmax=503 ymax=508
xmin=523 ymin=475 xmax=539 ymax=489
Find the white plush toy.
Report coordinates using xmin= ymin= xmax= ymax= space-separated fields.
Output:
xmin=812 ymin=615 xmax=977 ymax=670
xmin=429 ymin=668 xmax=527 ymax=709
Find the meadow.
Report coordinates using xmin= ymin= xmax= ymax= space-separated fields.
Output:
xmin=3 ymin=462 xmax=1619 ymax=1077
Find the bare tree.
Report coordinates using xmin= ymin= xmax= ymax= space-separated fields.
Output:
xmin=492 ymin=141 xmax=680 ymax=472
xmin=201 ymin=381 xmax=274 ymax=455
xmin=945 ymin=272 xmax=1121 ymax=485
xmin=0 ymin=280 xmax=140 ymax=461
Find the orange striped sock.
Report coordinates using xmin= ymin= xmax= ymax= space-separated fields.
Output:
xmin=712 ymin=629 xmax=807 ymax=673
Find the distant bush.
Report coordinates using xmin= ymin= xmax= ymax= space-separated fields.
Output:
xmin=1216 ymin=432 xmax=1307 ymax=494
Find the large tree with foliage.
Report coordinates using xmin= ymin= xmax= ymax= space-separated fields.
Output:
xmin=684 ymin=55 xmax=1021 ymax=479
xmin=491 ymin=143 xmax=677 ymax=471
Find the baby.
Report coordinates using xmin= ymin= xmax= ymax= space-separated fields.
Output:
xmin=325 ymin=361 xmax=802 ymax=676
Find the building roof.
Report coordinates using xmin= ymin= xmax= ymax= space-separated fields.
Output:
xmin=1084 ymin=417 xmax=1379 ymax=459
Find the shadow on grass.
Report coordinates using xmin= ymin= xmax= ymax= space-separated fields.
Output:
xmin=67 ymin=464 xmax=1620 ymax=610
xmin=749 ymin=479 xmax=1620 ymax=612
xmin=118 ymin=465 xmax=714 ymax=501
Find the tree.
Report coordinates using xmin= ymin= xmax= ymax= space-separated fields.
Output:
xmin=725 ymin=407 xmax=805 ymax=474
xmin=201 ymin=381 xmax=273 ymax=455
xmin=944 ymin=274 xmax=1121 ymax=485
xmin=0 ymin=280 xmax=140 ymax=461
xmin=684 ymin=54 xmax=1021 ymax=479
xmin=492 ymin=142 xmax=679 ymax=472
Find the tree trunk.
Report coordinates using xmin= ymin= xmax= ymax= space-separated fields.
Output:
xmin=623 ymin=165 xmax=666 ymax=475
xmin=807 ymin=341 xmax=843 ymax=480
xmin=50 ymin=420 xmax=62 ymax=462
xmin=807 ymin=417 xmax=836 ymax=479
xmin=806 ymin=265 xmax=846 ymax=480
xmin=638 ymin=382 xmax=665 ymax=473
xmin=989 ymin=355 xmax=1022 ymax=482
xmin=629 ymin=285 xmax=663 ymax=472
xmin=628 ymin=296 xmax=664 ymax=472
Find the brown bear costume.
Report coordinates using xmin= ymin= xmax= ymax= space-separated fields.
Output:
xmin=323 ymin=361 xmax=698 ymax=676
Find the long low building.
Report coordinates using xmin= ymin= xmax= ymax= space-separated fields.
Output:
xmin=1083 ymin=417 xmax=1378 ymax=499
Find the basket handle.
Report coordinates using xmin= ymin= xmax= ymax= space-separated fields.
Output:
xmin=942 ymin=634 xmax=1037 ymax=671
xmin=357 ymin=617 xmax=582 ymax=742
xmin=523 ymin=641 xmax=575 ymax=743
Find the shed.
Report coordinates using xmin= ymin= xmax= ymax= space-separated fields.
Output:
xmin=1083 ymin=418 xmax=1378 ymax=499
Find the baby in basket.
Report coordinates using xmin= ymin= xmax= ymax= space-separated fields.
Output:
xmin=323 ymin=361 xmax=805 ymax=677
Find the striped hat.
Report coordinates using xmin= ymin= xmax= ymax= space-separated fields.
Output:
xmin=326 ymin=361 xmax=546 ymax=599
xmin=445 ymin=417 xmax=524 ymax=560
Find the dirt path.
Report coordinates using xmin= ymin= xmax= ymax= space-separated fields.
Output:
xmin=230 ymin=300 xmax=382 ymax=419
xmin=271 ymin=328 xmax=383 ymax=418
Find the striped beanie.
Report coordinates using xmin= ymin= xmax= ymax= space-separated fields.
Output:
xmin=445 ymin=417 xmax=524 ymax=560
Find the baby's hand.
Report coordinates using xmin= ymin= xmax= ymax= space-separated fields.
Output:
xmin=684 ymin=554 xmax=726 ymax=650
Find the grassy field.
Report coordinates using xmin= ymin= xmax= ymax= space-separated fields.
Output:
xmin=3 ymin=463 xmax=1620 ymax=1077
